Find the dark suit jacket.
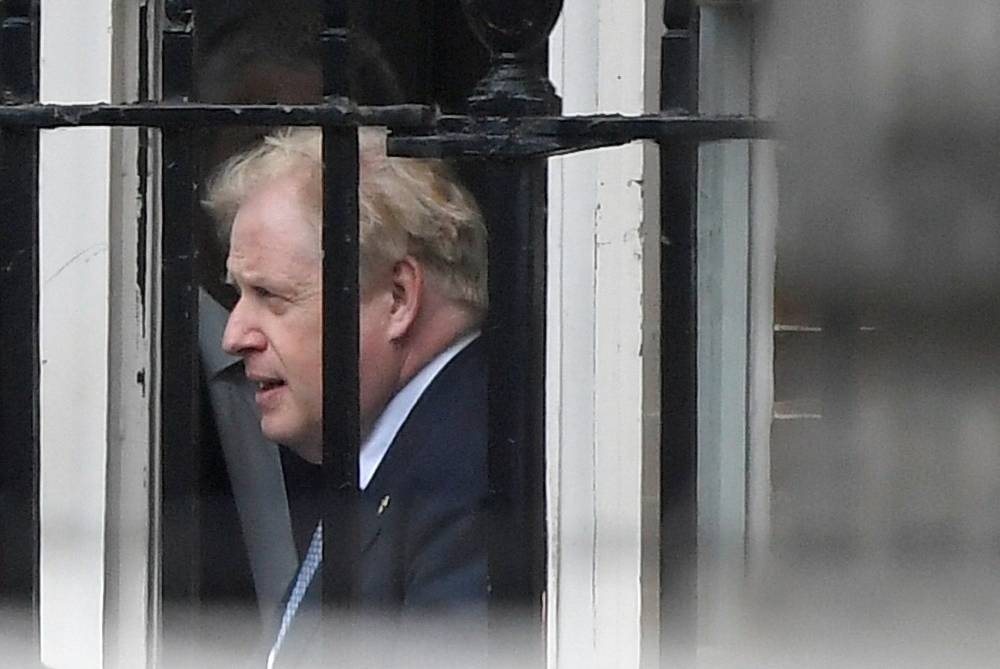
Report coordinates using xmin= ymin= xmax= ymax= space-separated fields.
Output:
xmin=273 ymin=336 xmax=489 ymax=669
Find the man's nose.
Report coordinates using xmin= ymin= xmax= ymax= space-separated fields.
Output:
xmin=222 ymin=301 xmax=266 ymax=355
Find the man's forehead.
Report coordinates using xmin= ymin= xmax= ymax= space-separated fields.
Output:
xmin=237 ymin=174 xmax=310 ymax=219
xmin=230 ymin=181 xmax=318 ymax=249
xmin=227 ymin=225 xmax=319 ymax=289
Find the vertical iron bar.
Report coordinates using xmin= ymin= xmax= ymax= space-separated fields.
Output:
xmin=465 ymin=159 xmax=547 ymax=656
xmin=660 ymin=1 xmax=700 ymax=658
xmin=162 ymin=3 xmax=192 ymax=103
xmin=158 ymin=5 xmax=199 ymax=656
xmin=458 ymin=1 xmax=560 ymax=664
xmin=321 ymin=2 xmax=349 ymax=99
xmin=320 ymin=126 xmax=361 ymax=643
xmin=158 ymin=124 xmax=202 ymax=656
xmin=321 ymin=0 xmax=361 ymax=647
xmin=0 ymin=3 xmax=40 ymax=665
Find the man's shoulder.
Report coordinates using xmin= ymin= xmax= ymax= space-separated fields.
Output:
xmin=409 ymin=335 xmax=487 ymax=431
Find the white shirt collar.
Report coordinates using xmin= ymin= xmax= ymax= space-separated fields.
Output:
xmin=358 ymin=331 xmax=480 ymax=490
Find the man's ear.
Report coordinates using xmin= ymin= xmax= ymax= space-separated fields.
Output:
xmin=386 ymin=255 xmax=422 ymax=341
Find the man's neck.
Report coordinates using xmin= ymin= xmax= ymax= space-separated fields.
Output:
xmin=396 ymin=306 xmax=477 ymax=394
xmin=362 ymin=317 xmax=476 ymax=441
xmin=358 ymin=330 xmax=479 ymax=489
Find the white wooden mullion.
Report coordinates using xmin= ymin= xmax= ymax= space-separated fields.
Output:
xmin=746 ymin=6 xmax=778 ymax=581
xmin=547 ymin=1 xmax=662 ymax=667
xmin=546 ymin=10 xmax=600 ymax=668
xmin=102 ymin=2 xmax=153 ymax=668
xmin=38 ymin=2 xmax=148 ymax=668
xmin=695 ymin=4 xmax=769 ymax=660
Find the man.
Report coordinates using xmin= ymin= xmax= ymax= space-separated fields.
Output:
xmin=204 ymin=127 xmax=489 ymax=667
xmin=187 ymin=26 xmax=409 ymax=645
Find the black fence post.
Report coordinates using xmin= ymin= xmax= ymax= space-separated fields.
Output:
xmin=459 ymin=1 xmax=562 ymax=665
xmin=660 ymin=1 xmax=700 ymax=659
xmin=158 ymin=1 xmax=203 ymax=662
xmin=162 ymin=1 xmax=193 ymax=102
xmin=321 ymin=1 xmax=350 ymax=99
xmin=0 ymin=2 xmax=40 ymax=665
xmin=319 ymin=124 xmax=362 ymax=654
xmin=320 ymin=0 xmax=362 ymax=659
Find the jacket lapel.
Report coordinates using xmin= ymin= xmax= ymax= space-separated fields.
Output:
xmin=360 ymin=420 xmax=413 ymax=557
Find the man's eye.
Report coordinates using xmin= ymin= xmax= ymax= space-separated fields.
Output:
xmin=253 ymin=286 xmax=276 ymax=299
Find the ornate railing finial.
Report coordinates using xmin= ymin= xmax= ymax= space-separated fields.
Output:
xmin=461 ymin=0 xmax=563 ymax=115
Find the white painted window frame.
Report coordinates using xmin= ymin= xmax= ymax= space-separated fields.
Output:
xmin=695 ymin=2 xmax=777 ymax=662
xmin=38 ymin=2 xmax=153 ymax=668
xmin=695 ymin=7 xmax=753 ymax=654
xmin=548 ymin=3 xmax=777 ymax=667
xmin=547 ymin=2 xmax=662 ymax=668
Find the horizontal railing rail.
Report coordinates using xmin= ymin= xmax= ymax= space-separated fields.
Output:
xmin=0 ymin=101 xmax=774 ymax=157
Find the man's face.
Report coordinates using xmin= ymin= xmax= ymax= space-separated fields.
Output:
xmin=222 ymin=174 xmax=324 ymax=463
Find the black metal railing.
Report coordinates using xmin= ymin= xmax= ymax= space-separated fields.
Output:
xmin=0 ymin=0 xmax=774 ymax=666
xmin=660 ymin=0 xmax=701 ymax=658
xmin=0 ymin=2 xmax=40 ymax=665
xmin=0 ymin=102 xmax=770 ymax=142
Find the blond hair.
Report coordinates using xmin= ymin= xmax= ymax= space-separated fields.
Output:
xmin=203 ymin=127 xmax=488 ymax=318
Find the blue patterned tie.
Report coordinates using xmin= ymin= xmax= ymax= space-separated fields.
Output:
xmin=267 ymin=523 xmax=323 ymax=669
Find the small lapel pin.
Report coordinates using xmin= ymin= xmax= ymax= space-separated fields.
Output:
xmin=377 ymin=495 xmax=391 ymax=516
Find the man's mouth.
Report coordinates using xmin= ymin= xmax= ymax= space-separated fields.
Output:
xmin=253 ymin=377 xmax=286 ymax=409
xmin=257 ymin=379 xmax=285 ymax=391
